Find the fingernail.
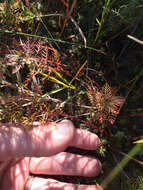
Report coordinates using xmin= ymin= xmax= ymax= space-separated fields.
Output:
xmin=56 ymin=120 xmax=73 ymax=136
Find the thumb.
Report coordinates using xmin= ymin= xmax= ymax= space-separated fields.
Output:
xmin=0 ymin=120 xmax=74 ymax=161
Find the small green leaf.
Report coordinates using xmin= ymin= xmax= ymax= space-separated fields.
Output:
xmin=134 ymin=139 xmax=143 ymax=144
xmin=21 ymin=2 xmax=25 ymax=11
xmin=96 ymin=18 xmax=101 ymax=26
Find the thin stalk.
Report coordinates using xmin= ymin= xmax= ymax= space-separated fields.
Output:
xmin=101 ymin=143 xmax=143 ymax=189
xmin=69 ymin=60 xmax=87 ymax=85
xmin=38 ymin=71 xmax=76 ymax=89
xmin=40 ymin=18 xmax=60 ymax=50
xmin=94 ymin=0 xmax=110 ymax=44
xmin=0 ymin=29 xmax=105 ymax=54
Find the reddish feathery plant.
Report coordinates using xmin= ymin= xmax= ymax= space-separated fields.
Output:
xmin=4 ymin=37 xmax=66 ymax=85
xmin=1 ymin=37 xmax=67 ymax=124
xmin=87 ymin=83 xmax=125 ymax=124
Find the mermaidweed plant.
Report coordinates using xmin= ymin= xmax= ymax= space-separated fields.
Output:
xmin=4 ymin=37 xmax=67 ymax=82
xmin=1 ymin=37 xmax=125 ymax=129
xmin=87 ymin=83 xmax=125 ymax=124
xmin=0 ymin=37 xmax=68 ymax=124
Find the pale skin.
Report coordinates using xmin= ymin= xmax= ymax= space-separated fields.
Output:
xmin=0 ymin=120 xmax=102 ymax=190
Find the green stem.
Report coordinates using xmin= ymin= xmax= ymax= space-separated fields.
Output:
xmin=101 ymin=143 xmax=143 ymax=189
xmin=40 ymin=18 xmax=60 ymax=50
xmin=0 ymin=29 xmax=105 ymax=54
xmin=94 ymin=0 xmax=110 ymax=44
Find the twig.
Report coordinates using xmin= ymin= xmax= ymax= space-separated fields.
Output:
xmin=0 ymin=80 xmax=18 ymax=89
xmin=127 ymin=34 xmax=143 ymax=45
xmin=70 ymin=16 xmax=87 ymax=47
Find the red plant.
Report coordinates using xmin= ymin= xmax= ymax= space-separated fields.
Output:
xmin=1 ymin=37 xmax=68 ymax=124
xmin=87 ymin=83 xmax=125 ymax=124
xmin=4 ymin=37 xmax=66 ymax=84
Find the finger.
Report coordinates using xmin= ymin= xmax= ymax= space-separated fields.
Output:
xmin=70 ymin=128 xmax=101 ymax=150
xmin=29 ymin=152 xmax=101 ymax=177
xmin=0 ymin=120 xmax=74 ymax=160
xmin=28 ymin=177 xmax=100 ymax=190
xmin=1 ymin=158 xmax=30 ymax=190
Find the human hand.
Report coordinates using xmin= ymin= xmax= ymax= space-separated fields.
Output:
xmin=0 ymin=120 xmax=101 ymax=190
